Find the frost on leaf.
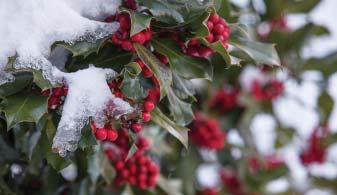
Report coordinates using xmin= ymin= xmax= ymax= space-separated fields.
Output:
xmin=51 ymin=66 xmax=134 ymax=157
xmin=0 ymin=71 xmax=14 ymax=85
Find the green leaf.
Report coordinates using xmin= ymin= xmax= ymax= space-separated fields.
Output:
xmin=78 ymin=124 xmax=97 ymax=150
xmin=167 ymin=89 xmax=194 ymax=125
xmin=56 ymin=38 xmax=107 ymax=58
xmin=134 ymin=43 xmax=173 ymax=98
xmin=32 ymin=70 xmax=52 ymax=90
xmin=67 ymin=44 xmax=133 ymax=72
xmin=318 ymin=91 xmax=334 ymax=123
xmin=204 ymin=40 xmax=231 ymax=66
xmin=2 ymin=93 xmax=48 ymax=130
xmin=0 ymin=72 xmax=33 ymax=98
xmin=157 ymin=175 xmax=183 ymax=195
xmin=229 ymin=38 xmax=281 ymax=66
xmin=33 ymin=115 xmax=72 ymax=171
xmin=134 ymin=43 xmax=194 ymax=125
xmin=172 ymin=72 xmax=196 ymax=101
xmin=88 ymin=146 xmax=115 ymax=184
xmin=151 ymin=108 xmax=189 ymax=149
xmin=120 ymin=63 xmax=153 ymax=101
xmin=122 ymin=9 xmax=152 ymax=36
xmin=0 ymin=135 xmax=19 ymax=163
xmin=286 ymin=0 xmax=321 ymax=13
xmin=152 ymin=39 xmax=213 ymax=80
xmin=126 ymin=143 xmax=138 ymax=160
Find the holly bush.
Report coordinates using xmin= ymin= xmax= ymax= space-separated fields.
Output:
xmin=1 ymin=0 xmax=337 ymax=194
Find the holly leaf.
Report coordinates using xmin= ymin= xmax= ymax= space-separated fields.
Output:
xmin=56 ymin=38 xmax=107 ymax=58
xmin=134 ymin=44 xmax=193 ymax=125
xmin=230 ymin=38 xmax=281 ymax=66
xmin=172 ymin=72 xmax=196 ymax=101
xmin=152 ymin=38 xmax=213 ymax=80
xmin=78 ymin=124 xmax=97 ymax=150
xmin=151 ymin=108 xmax=189 ymax=149
xmin=2 ymin=93 xmax=48 ymax=130
xmin=205 ymin=40 xmax=231 ymax=66
xmin=88 ymin=146 xmax=115 ymax=184
xmin=33 ymin=115 xmax=72 ymax=171
xmin=33 ymin=70 xmax=52 ymax=91
xmin=122 ymin=9 xmax=152 ymax=36
xmin=0 ymin=72 xmax=33 ymax=98
xmin=120 ymin=62 xmax=152 ymax=100
xmin=134 ymin=43 xmax=172 ymax=99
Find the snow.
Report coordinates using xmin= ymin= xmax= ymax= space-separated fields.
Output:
xmin=327 ymin=73 xmax=337 ymax=132
xmin=196 ymin=163 xmax=221 ymax=188
xmin=250 ymin=114 xmax=276 ymax=155
xmin=308 ymin=162 xmax=337 ymax=179
xmin=0 ymin=0 xmax=121 ymax=83
xmin=60 ymin=164 xmax=78 ymax=181
xmin=239 ymin=66 xmax=265 ymax=91
xmin=52 ymin=66 xmax=134 ymax=156
xmin=227 ymin=129 xmax=244 ymax=147
xmin=265 ymin=177 xmax=289 ymax=194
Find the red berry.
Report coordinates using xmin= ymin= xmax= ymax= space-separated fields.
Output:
xmin=142 ymin=67 xmax=153 ymax=78
xmin=112 ymin=33 xmax=122 ymax=45
xmin=131 ymin=123 xmax=142 ymax=133
xmin=209 ymin=13 xmax=220 ymax=24
xmin=135 ymin=58 xmax=145 ymax=69
xmin=144 ymin=29 xmax=152 ymax=40
xmin=206 ymin=33 xmax=214 ymax=42
xmin=95 ymin=128 xmax=107 ymax=140
xmin=121 ymin=40 xmax=134 ymax=51
xmin=107 ymin=129 xmax=118 ymax=141
xmin=213 ymin=24 xmax=225 ymax=35
xmin=118 ymin=14 xmax=131 ymax=31
xmin=142 ymin=112 xmax=151 ymax=122
xmin=186 ymin=46 xmax=199 ymax=57
xmin=188 ymin=38 xmax=199 ymax=46
xmin=198 ymin=47 xmax=213 ymax=57
xmin=207 ymin=21 xmax=214 ymax=31
xmin=131 ymin=32 xmax=146 ymax=44
xmin=143 ymin=101 xmax=155 ymax=112
xmin=215 ymin=35 xmax=225 ymax=42
xmin=52 ymin=87 xmax=64 ymax=97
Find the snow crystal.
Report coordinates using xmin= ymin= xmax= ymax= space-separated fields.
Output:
xmin=0 ymin=71 xmax=14 ymax=85
xmin=52 ymin=66 xmax=134 ymax=156
xmin=250 ymin=113 xmax=276 ymax=155
xmin=196 ymin=163 xmax=221 ymax=188
xmin=306 ymin=189 xmax=334 ymax=195
xmin=60 ymin=164 xmax=78 ymax=181
xmin=327 ymin=73 xmax=337 ymax=132
xmin=308 ymin=162 xmax=337 ymax=179
xmin=265 ymin=177 xmax=289 ymax=194
xmin=227 ymin=129 xmax=244 ymax=147
xmin=0 ymin=0 xmax=121 ymax=82
xmin=239 ymin=66 xmax=266 ymax=91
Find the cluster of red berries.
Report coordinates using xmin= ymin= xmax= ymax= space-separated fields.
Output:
xmin=248 ymin=154 xmax=285 ymax=173
xmin=251 ymin=79 xmax=284 ymax=101
xmin=90 ymin=122 xmax=118 ymax=142
xmin=209 ymin=86 xmax=240 ymax=114
xmin=104 ymin=129 xmax=159 ymax=189
xmin=183 ymin=13 xmax=230 ymax=57
xmin=107 ymin=71 xmax=160 ymax=134
xmin=109 ymin=13 xmax=152 ymax=52
xmin=221 ymin=168 xmax=244 ymax=195
xmin=41 ymin=85 xmax=68 ymax=111
xmin=123 ymin=0 xmax=137 ymax=10
xmin=300 ymin=126 xmax=329 ymax=166
xmin=188 ymin=113 xmax=226 ymax=150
